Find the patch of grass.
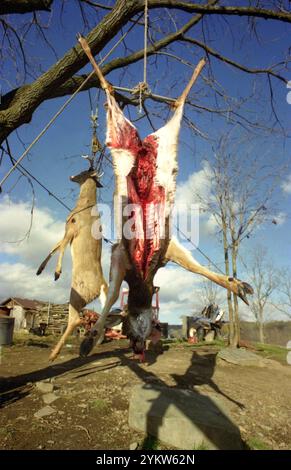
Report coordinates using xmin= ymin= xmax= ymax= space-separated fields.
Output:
xmin=90 ymin=398 xmax=108 ymax=411
xmin=12 ymin=332 xmax=55 ymax=348
xmin=27 ymin=340 xmax=50 ymax=348
xmin=0 ymin=425 xmax=15 ymax=438
xmin=141 ymin=435 xmax=160 ymax=450
xmin=247 ymin=436 xmax=270 ymax=450
xmin=11 ymin=332 xmax=82 ymax=350
xmin=193 ymin=441 xmax=209 ymax=450
xmin=162 ymin=338 xmax=182 ymax=345
xmin=168 ymin=338 xmax=226 ymax=350
xmin=255 ymin=342 xmax=287 ymax=364
xmin=0 ymin=345 xmax=6 ymax=359
xmin=200 ymin=338 xmax=226 ymax=349
xmin=211 ymin=338 xmax=227 ymax=348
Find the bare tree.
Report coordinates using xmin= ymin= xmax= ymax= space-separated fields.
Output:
xmin=194 ymin=134 xmax=284 ymax=347
xmin=249 ymin=246 xmax=278 ymax=344
xmin=271 ymin=268 xmax=291 ymax=319
xmin=198 ymin=277 xmax=224 ymax=308
xmin=280 ymin=270 xmax=291 ymax=317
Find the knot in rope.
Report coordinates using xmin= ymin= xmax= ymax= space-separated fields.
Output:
xmin=132 ymin=81 xmax=151 ymax=113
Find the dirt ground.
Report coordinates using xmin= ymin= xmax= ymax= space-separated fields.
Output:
xmin=0 ymin=335 xmax=290 ymax=450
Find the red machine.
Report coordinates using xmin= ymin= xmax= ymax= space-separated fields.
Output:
xmin=120 ymin=286 xmax=160 ymax=320
xmin=82 ymin=309 xmax=126 ymax=340
xmin=82 ymin=285 xmax=161 ymax=345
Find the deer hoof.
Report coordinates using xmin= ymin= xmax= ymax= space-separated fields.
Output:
xmin=242 ymin=281 xmax=254 ymax=295
xmin=54 ymin=271 xmax=61 ymax=281
xmin=96 ymin=330 xmax=105 ymax=345
xmin=49 ymin=349 xmax=59 ymax=362
xmin=237 ymin=281 xmax=254 ymax=305
xmin=79 ymin=336 xmax=96 ymax=357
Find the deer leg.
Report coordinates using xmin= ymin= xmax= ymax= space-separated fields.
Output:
xmin=49 ymin=288 xmax=86 ymax=361
xmin=78 ymin=35 xmax=113 ymax=93
xmin=37 ymin=224 xmax=74 ymax=278
xmin=79 ymin=244 xmax=128 ymax=357
xmin=49 ymin=305 xmax=82 ymax=362
xmin=36 ymin=241 xmax=62 ymax=275
xmin=164 ymin=237 xmax=253 ymax=304
xmin=54 ymin=227 xmax=75 ymax=280
xmin=174 ymin=58 xmax=206 ymax=108
xmin=54 ymin=240 xmax=68 ymax=280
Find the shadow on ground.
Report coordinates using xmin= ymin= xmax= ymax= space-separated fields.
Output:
xmin=0 ymin=343 xmax=247 ymax=449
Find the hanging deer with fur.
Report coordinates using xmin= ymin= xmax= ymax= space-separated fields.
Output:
xmin=78 ymin=37 xmax=253 ymax=360
xmin=36 ymin=131 xmax=108 ymax=361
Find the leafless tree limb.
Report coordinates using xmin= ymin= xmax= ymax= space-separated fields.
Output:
xmin=181 ymin=36 xmax=288 ymax=84
xmin=0 ymin=2 xmax=208 ymax=143
xmin=146 ymin=1 xmax=291 ymax=24
xmin=248 ymin=246 xmax=278 ymax=343
xmin=0 ymin=0 xmax=53 ymax=15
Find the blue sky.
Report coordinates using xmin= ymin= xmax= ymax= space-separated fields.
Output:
xmin=0 ymin=1 xmax=291 ymax=323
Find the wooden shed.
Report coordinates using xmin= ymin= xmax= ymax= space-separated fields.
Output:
xmin=0 ymin=297 xmax=45 ymax=331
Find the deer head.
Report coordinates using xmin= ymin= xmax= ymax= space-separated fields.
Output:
xmin=70 ymin=168 xmax=103 ymax=187
xmin=123 ymin=307 xmax=153 ymax=357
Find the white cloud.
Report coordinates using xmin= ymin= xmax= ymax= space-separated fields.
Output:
xmin=175 ymin=163 xmax=218 ymax=241
xmin=0 ymin=195 xmax=65 ymax=265
xmin=281 ymin=174 xmax=291 ymax=194
xmin=0 ymin=196 xmax=71 ymax=303
xmin=0 ymin=262 xmax=70 ymax=303
xmin=154 ymin=265 xmax=214 ymax=323
xmin=175 ymin=161 xmax=212 ymax=206
xmin=154 ymin=265 xmax=200 ymax=302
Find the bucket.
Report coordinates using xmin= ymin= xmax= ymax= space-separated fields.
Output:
xmin=0 ymin=316 xmax=15 ymax=345
xmin=159 ymin=322 xmax=168 ymax=338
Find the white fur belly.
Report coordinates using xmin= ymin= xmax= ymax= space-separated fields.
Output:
xmin=71 ymin=271 xmax=101 ymax=303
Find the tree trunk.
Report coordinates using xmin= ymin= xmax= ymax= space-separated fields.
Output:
xmin=233 ymin=294 xmax=240 ymax=346
xmin=231 ymin=243 xmax=240 ymax=348
xmin=258 ymin=307 xmax=265 ymax=343
xmin=258 ymin=322 xmax=265 ymax=343
xmin=222 ymin=219 xmax=235 ymax=346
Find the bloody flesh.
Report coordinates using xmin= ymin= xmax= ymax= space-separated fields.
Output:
xmin=108 ymin=125 xmax=165 ymax=280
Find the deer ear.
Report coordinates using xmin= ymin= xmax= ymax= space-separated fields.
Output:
xmin=91 ymin=171 xmax=103 ymax=188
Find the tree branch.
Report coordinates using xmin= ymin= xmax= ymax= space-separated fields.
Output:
xmin=181 ymin=36 xmax=288 ymax=84
xmin=80 ymin=1 xmax=112 ymax=11
xmin=146 ymin=1 xmax=291 ymax=24
xmin=0 ymin=0 xmax=137 ymax=142
xmin=1 ymin=0 xmax=290 ymax=145
xmin=0 ymin=1 xmax=207 ymax=142
xmin=0 ymin=0 xmax=53 ymax=15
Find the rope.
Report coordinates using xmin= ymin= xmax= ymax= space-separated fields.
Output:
xmin=0 ymin=14 xmax=143 ymax=192
xmin=134 ymin=0 xmax=149 ymax=113
xmin=143 ymin=0 xmax=148 ymax=86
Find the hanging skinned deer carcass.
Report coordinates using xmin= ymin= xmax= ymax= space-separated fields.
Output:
xmin=78 ymin=37 xmax=253 ymax=361
xmin=36 ymin=167 xmax=108 ymax=361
